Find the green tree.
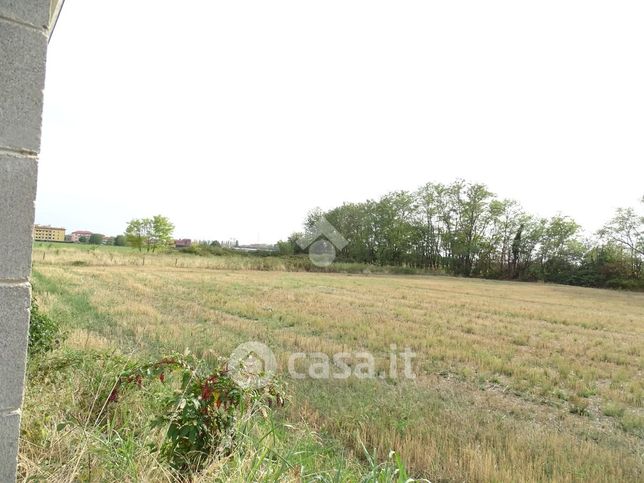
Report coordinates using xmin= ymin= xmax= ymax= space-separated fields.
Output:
xmin=373 ymin=191 xmax=416 ymax=266
xmin=148 ymin=215 xmax=175 ymax=252
xmin=88 ymin=233 xmax=104 ymax=245
xmin=458 ymin=182 xmax=494 ymax=276
xmin=414 ymin=182 xmax=446 ymax=270
xmin=276 ymin=240 xmax=295 ymax=255
xmin=125 ymin=216 xmax=175 ymax=253
xmin=288 ymin=180 xmax=642 ymax=289
xmin=114 ymin=235 xmax=127 ymax=247
xmin=598 ymin=205 xmax=643 ymax=278
xmin=533 ymin=216 xmax=582 ymax=282
xmin=125 ymin=219 xmax=147 ymax=252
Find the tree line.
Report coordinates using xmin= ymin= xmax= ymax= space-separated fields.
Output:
xmin=72 ymin=233 xmax=126 ymax=246
xmin=279 ymin=180 xmax=643 ymax=289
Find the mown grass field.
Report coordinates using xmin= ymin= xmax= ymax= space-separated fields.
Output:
xmin=23 ymin=244 xmax=644 ymax=481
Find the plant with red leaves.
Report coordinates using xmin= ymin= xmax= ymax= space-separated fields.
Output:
xmin=110 ymin=352 xmax=284 ymax=472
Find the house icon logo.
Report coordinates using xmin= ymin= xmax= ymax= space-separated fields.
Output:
xmin=297 ymin=216 xmax=348 ymax=267
xmin=228 ymin=341 xmax=277 ymax=389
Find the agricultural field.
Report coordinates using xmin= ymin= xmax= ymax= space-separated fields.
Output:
xmin=22 ymin=244 xmax=644 ymax=481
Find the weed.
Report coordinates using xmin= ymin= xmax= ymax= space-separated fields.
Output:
xmin=112 ymin=353 xmax=284 ymax=471
xmin=602 ymin=403 xmax=625 ymax=418
xmin=568 ymin=396 xmax=589 ymax=416
xmin=28 ymin=294 xmax=64 ymax=356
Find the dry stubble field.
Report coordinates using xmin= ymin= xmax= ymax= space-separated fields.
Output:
xmin=27 ymin=246 xmax=644 ymax=481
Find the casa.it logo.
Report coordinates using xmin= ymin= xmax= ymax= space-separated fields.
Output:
xmin=227 ymin=341 xmax=277 ymax=389
xmin=297 ymin=217 xmax=348 ymax=267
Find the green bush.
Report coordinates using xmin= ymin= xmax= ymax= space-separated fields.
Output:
xmin=605 ymin=278 xmax=644 ymax=291
xmin=28 ymin=296 xmax=63 ymax=356
xmin=112 ymin=353 xmax=284 ymax=472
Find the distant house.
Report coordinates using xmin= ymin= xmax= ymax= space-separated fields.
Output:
xmin=175 ymin=239 xmax=192 ymax=248
xmin=70 ymin=230 xmax=93 ymax=242
xmin=34 ymin=225 xmax=66 ymax=242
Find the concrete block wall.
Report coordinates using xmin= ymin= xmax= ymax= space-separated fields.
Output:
xmin=0 ymin=1 xmax=49 ymax=480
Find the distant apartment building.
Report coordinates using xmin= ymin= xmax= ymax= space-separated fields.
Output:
xmin=70 ymin=230 xmax=93 ymax=242
xmin=33 ymin=225 xmax=66 ymax=242
xmin=174 ymin=239 xmax=192 ymax=248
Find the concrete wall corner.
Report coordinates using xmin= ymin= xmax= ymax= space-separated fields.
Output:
xmin=0 ymin=0 xmax=51 ymax=480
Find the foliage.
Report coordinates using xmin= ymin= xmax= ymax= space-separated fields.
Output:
xmin=276 ymin=232 xmax=305 ymax=256
xmin=283 ymin=179 xmax=643 ymax=289
xmin=125 ymin=215 xmax=175 ymax=252
xmin=88 ymin=233 xmax=104 ymax=245
xmin=178 ymin=242 xmax=236 ymax=257
xmin=113 ymin=234 xmax=127 ymax=246
xmin=111 ymin=353 xmax=284 ymax=471
xmin=598 ymin=205 xmax=644 ymax=278
xmin=21 ymin=345 xmax=415 ymax=481
xmin=28 ymin=295 xmax=63 ymax=356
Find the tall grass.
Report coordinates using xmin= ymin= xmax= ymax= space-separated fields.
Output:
xmin=32 ymin=242 xmax=436 ymax=275
xmin=20 ymin=346 xmax=413 ymax=481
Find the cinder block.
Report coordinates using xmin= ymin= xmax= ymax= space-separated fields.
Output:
xmin=0 ymin=410 xmax=20 ymax=483
xmin=0 ymin=283 xmax=30 ymax=412
xmin=0 ymin=155 xmax=38 ymax=280
xmin=0 ymin=17 xmax=47 ymax=153
xmin=0 ymin=0 xmax=50 ymax=29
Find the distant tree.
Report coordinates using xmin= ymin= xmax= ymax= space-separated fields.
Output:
xmin=598 ymin=205 xmax=643 ymax=278
xmin=125 ymin=215 xmax=175 ymax=253
xmin=457 ymin=182 xmax=494 ymax=276
xmin=276 ymin=240 xmax=294 ymax=255
xmin=125 ymin=219 xmax=146 ymax=252
xmin=148 ymin=215 xmax=175 ymax=252
xmin=78 ymin=236 xmax=88 ymax=243
xmin=279 ymin=179 xmax=642 ymax=289
xmin=510 ymin=223 xmax=524 ymax=278
xmin=88 ymin=233 xmax=104 ymax=245
xmin=598 ymin=207 xmax=644 ymax=258
xmin=532 ymin=216 xmax=582 ymax=282
xmin=577 ymin=243 xmax=632 ymax=287
xmin=114 ymin=235 xmax=127 ymax=247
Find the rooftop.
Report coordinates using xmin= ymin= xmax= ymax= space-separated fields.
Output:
xmin=34 ymin=225 xmax=66 ymax=231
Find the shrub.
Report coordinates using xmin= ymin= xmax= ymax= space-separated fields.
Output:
xmin=28 ymin=296 xmax=63 ymax=356
xmin=605 ymin=278 xmax=644 ymax=291
xmin=110 ymin=353 xmax=284 ymax=472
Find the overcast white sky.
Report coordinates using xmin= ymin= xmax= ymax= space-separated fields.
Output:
xmin=37 ymin=1 xmax=643 ymax=243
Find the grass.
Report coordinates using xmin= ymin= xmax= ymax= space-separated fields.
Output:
xmin=22 ymin=243 xmax=644 ymax=481
xmin=31 ymin=242 xmax=433 ymax=275
xmin=20 ymin=347 xmax=380 ymax=481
